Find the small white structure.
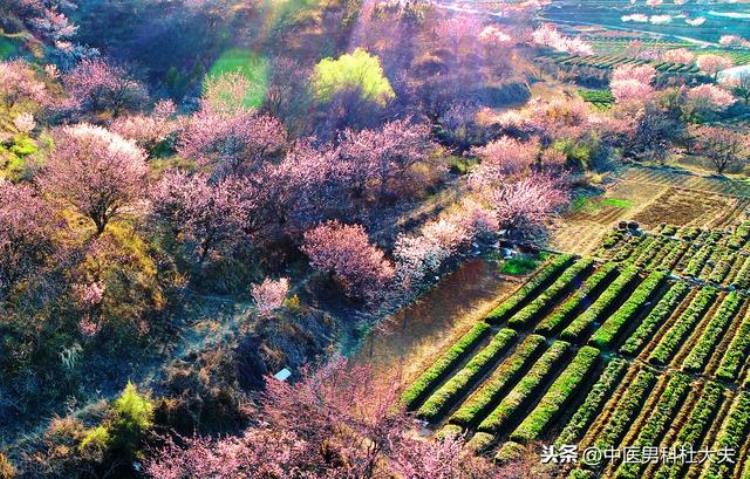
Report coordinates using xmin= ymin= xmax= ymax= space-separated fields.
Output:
xmin=273 ymin=368 xmax=292 ymax=382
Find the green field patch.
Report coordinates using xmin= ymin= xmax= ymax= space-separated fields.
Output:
xmin=0 ymin=38 xmax=18 ymax=59
xmin=499 ymin=256 xmax=542 ymax=276
xmin=207 ymin=48 xmax=269 ymax=109
xmin=572 ymin=196 xmax=632 ymax=214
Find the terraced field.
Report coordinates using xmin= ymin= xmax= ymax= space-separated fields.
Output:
xmin=543 ymin=52 xmax=702 ymax=76
xmin=597 ymin=222 xmax=750 ymax=288
xmin=402 ymin=226 xmax=750 ymax=477
xmin=551 ymin=166 xmax=750 ymax=255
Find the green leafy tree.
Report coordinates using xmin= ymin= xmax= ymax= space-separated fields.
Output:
xmin=311 ymin=48 xmax=395 ymax=106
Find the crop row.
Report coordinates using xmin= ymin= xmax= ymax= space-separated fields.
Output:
xmin=561 ymin=266 xmax=640 ymax=342
xmin=591 ymin=369 xmax=658 ymax=455
xmin=716 ymin=307 xmax=750 ymax=381
xmin=535 ymin=263 xmax=618 ymax=336
xmin=597 ymin=225 xmax=750 ymax=288
xmin=507 ymin=258 xmax=594 ymax=329
xmin=401 ymin=321 xmax=491 ymax=409
xmin=681 ymin=291 xmax=743 ymax=373
xmin=589 ymin=271 xmax=666 ymax=349
xmin=449 ymin=334 xmax=547 ymax=428
xmin=613 ymin=373 xmax=691 ymax=479
xmin=416 ymin=328 xmax=517 ymax=421
xmin=486 ymin=254 xmax=574 ymax=324
xmin=631 ymin=236 xmax=662 ymax=268
xmin=683 ymin=244 xmax=713 ymax=278
xmin=727 ymin=221 xmax=750 ymax=250
xmin=731 ymin=255 xmax=750 ymax=289
xmin=510 ymin=346 xmax=600 ymax=444
xmin=619 ymin=281 xmax=690 ymax=356
xmin=476 ymin=341 xmax=570 ymax=436
xmin=648 ymin=287 xmax=718 ymax=366
xmin=555 ymin=358 xmax=629 ymax=447
xmin=652 ymin=381 xmax=725 ymax=479
xmin=701 ymin=392 xmax=750 ymax=479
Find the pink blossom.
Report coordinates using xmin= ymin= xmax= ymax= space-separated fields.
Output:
xmin=611 ymin=79 xmax=655 ymax=103
xmin=76 ymin=281 xmax=105 ymax=306
xmin=459 ymin=200 xmax=500 ymax=237
xmin=302 ymin=221 xmax=394 ymax=304
xmin=150 ymin=170 xmax=250 ymax=267
xmin=479 ymin=26 xmax=513 ymax=46
xmin=40 ymin=124 xmax=148 ymax=235
xmin=612 ymin=64 xmax=656 ymax=84
xmin=696 ymin=54 xmax=733 ymax=77
xmin=646 ymin=0 xmax=662 ymax=6
xmin=491 ymin=173 xmax=568 ymax=234
xmin=251 ymin=277 xmax=289 ymax=317
xmin=0 ymin=60 xmax=48 ymax=108
xmin=30 ymin=7 xmax=77 ymax=40
xmin=532 ymin=24 xmax=593 ymax=55
xmin=0 ymin=180 xmax=54 ymax=293
xmin=110 ymin=100 xmax=177 ymax=150
xmin=720 ymin=35 xmax=750 ymax=48
xmin=63 ymin=59 xmax=148 ymax=116
xmin=563 ymin=37 xmax=594 ymax=56
xmin=662 ymin=48 xmax=695 ymax=64
xmin=78 ymin=315 xmax=101 ymax=337
xmin=687 ymin=84 xmax=736 ymax=111
xmin=470 ymin=136 xmax=539 ymax=184
xmin=178 ymin=109 xmax=286 ymax=177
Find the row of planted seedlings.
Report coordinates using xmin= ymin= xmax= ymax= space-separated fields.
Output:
xmin=402 ymin=252 xmax=674 ymax=461
xmin=599 ymin=224 xmax=750 ymax=289
xmin=400 ymin=253 xmax=576 ymax=415
xmin=402 ymin=247 xmax=750 ymax=466
xmin=402 ymin=255 xmax=613 ymax=455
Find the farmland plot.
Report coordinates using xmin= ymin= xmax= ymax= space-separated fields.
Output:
xmin=403 ymin=225 xmax=750 ymax=476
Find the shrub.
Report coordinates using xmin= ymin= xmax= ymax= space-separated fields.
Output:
xmin=449 ymin=335 xmax=547 ymax=427
xmin=555 ymin=358 xmax=629 ymax=446
xmin=401 ymin=322 xmax=491 ymax=409
xmin=464 ymin=432 xmax=496 ymax=454
xmin=104 ymin=381 xmax=154 ymax=459
xmin=510 ymin=346 xmax=600 ymax=443
xmin=417 ymin=329 xmax=517 ymax=421
xmin=477 ymin=341 xmax=570 ymax=434
xmin=507 ymin=258 xmax=594 ymax=329
xmin=79 ymin=425 xmax=110 ymax=456
xmin=648 ymin=287 xmax=718 ymax=366
xmin=681 ymin=291 xmax=742 ymax=373
xmin=0 ymin=452 xmax=15 ymax=478
xmin=486 ymin=254 xmax=574 ymax=324
xmin=561 ymin=266 xmax=640 ymax=342
xmin=535 ymin=263 xmax=618 ymax=336
xmin=589 ymin=271 xmax=666 ymax=349
xmin=619 ymin=281 xmax=690 ymax=356
xmin=310 ymin=48 xmax=395 ymax=106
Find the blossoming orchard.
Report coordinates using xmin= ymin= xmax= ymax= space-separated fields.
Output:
xmin=2 ymin=0 xmax=750 ymax=477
